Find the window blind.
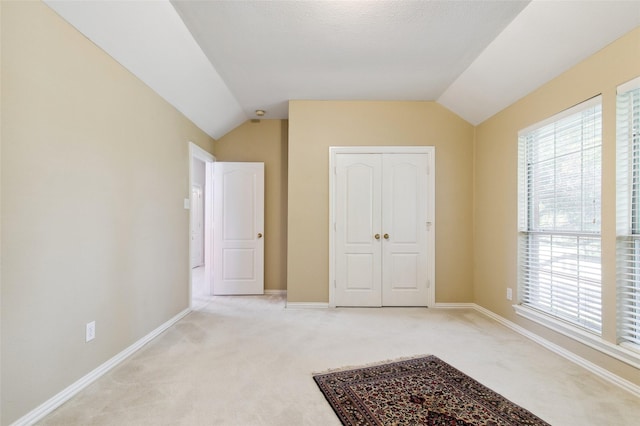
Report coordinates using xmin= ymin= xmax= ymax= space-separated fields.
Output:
xmin=519 ymin=97 xmax=602 ymax=333
xmin=616 ymin=77 xmax=640 ymax=348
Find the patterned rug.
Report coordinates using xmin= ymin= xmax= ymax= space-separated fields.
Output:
xmin=313 ymin=355 xmax=550 ymax=426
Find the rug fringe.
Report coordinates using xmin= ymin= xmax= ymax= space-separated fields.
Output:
xmin=312 ymin=354 xmax=434 ymax=376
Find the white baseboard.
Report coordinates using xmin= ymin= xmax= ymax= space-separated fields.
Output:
xmin=285 ymin=302 xmax=329 ymax=309
xmin=472 ymin=304 xmax=640 ymax=398
xmin=264 ymin=289 xmax=287 ymax=296
xmin=11 ymin=308 xmax=191 ymax=426
xmin=433 ymin=303 xmax=475 ymax=309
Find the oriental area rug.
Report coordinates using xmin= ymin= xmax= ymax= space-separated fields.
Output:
xmin=313 ymin=355 xmax=550 ymax=426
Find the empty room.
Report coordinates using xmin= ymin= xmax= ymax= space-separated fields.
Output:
xmin=2 ymin=1 xmax=640 ymax=425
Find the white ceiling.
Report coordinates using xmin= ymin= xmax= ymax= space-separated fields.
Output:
xmin=45 ymin=1 xmax=640 ymax=140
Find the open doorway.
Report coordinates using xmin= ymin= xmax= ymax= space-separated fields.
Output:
xmin=189 ymin=142 xmax=215 ymax=309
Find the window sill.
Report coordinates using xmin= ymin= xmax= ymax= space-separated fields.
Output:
xmin=514 ymin=304 xmax=640 ymax=369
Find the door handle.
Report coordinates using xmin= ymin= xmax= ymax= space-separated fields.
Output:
xmin=383 ymin=233 xmax=389 ymax=240
xmin=374 ymin=234 xmax=380 ymax=240
xmin=257 ymin=233 xmax=263 ymax=238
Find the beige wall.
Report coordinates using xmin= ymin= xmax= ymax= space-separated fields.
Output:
xmin=214 ymin=119 xmax=288 ymax=291
xmin=474 ymin=27 xmax=640 ymax=386
xmin=288 ymin=101 xmax=475 ymax=303
xmin=1 ymin=2 xmax=215 ymax=423
xmin=3 ymin=1 xmax=638 ymax=421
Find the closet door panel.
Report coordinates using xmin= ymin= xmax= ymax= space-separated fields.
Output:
xmin=381 ymin=154 xmax=429 ymax=306
xmin=334 ymin=154 xmax=382 ymax=306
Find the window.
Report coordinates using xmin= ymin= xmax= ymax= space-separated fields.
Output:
xmin=617 ymin=77 xmax=640 ymax=349
xmin=518 ymin=96 xmax=602 ymax=334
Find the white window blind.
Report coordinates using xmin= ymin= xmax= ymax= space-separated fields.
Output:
xmin=616 ymin=77 xmax=640 ymax=348
xmin=518 ymin=96 xmax=602 ymax=334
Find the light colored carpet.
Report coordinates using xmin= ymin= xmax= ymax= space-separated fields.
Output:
xmin=40 ymin=294 xmax=640 ymax=425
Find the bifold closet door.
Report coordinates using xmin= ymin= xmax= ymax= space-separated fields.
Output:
xmin=334 ymin=153 xmax=429 ymax=307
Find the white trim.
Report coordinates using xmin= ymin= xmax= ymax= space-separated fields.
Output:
xmin=10 ymin=308 xmax=191 ymax=426
xmin=285 ymin=302 xmax=329 ymax=309
xmin=514 ymin=304 xmax=640 ymax=370
xmin=188 ymin=142 xmax=215 ymax=309
xmin=518 ymin=95 xmax=602 ymax=136
xmin=189 ymin=141 xmax=215 ymax=163
xmin=264 ymin=289 xmax=287 ymax=296
xmin=329 ymin=146 xmax=437 ymax=155
xmin=328 ymin=146 xmax=435 ymax=308
xmin=617 ymin=76 xmax=640 ymax=95
xmin=433 ymin=303 xmax=475 ymax=309
xmin=473 ymin=304 xmax=640 ymax=399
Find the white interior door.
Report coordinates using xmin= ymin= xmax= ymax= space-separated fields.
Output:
xmin=333 ymin=149 xmax=433 ymax=307
xmin=213 ymin=162 xmax=264 ymax=295
xmin=335 ymin=154 xmax=382 ymax=306
xmin=190 ymin=184 xmax=204 ymax=268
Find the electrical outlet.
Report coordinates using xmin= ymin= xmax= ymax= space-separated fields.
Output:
xmin=506 ymin=288 xmax=513 ymax=301
xmin=86 ymin=321 xmax=96 ymax=342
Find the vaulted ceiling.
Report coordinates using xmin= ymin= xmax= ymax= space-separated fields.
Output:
xmin=45 ymin=1 xmax=640 ymax=139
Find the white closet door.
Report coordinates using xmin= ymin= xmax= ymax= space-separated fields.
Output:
xmin=333 ymin=150 xmax=432 ymax=307
xmin=334 ymin=154 xmax=382 ymax=306
xmin=381 ymin=154 xmax=429 ymax=306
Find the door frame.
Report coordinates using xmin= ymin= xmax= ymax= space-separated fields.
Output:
xmin=189 ymin=142 xmax=215 ymax=308
xmin=328 ymin=146 xmax=435 ymax=308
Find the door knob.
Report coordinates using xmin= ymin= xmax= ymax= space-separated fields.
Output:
xmin=383 ymin=233 xmax=389 ymax=239
xmin=257 ymin=233 xmax=263 ymax=238
xmin=374 ymin=234 xmax=380 ymax=240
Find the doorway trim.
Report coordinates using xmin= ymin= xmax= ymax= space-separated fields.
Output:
xmin=189 ymin=142 xmax=215 ymax=309
xmin=328 ymin=146 xmax=435 ymax=308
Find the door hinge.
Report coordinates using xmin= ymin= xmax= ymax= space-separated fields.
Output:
xmin=334 ymin=280 xmax=337 ymax=288
xmin=426 ymin=279 xmax=431 ymax=288
xmin=426 ymin=221 xmax=432 ymax=230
